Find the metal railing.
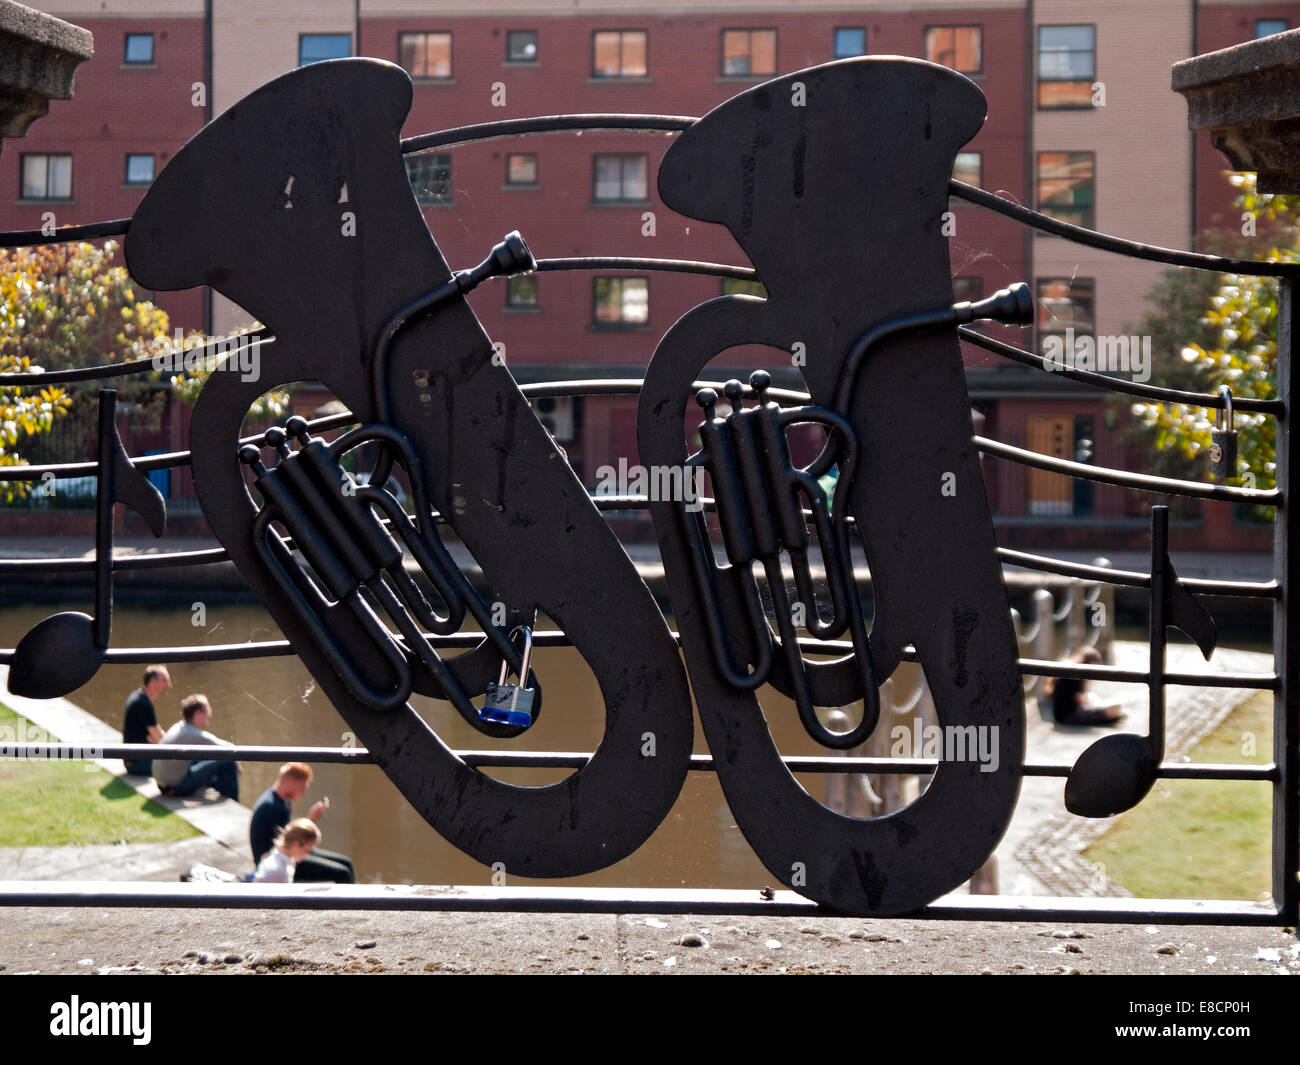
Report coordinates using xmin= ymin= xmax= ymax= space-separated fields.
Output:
xmin=0 ymin=112 xmax=1294 ymax=923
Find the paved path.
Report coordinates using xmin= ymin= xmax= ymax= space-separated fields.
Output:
xmin=1000 ymin=642 xmax=1270 ymax=896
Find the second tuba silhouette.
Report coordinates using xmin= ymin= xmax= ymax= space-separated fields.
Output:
xmin=639 ymin=57 xmax=1028 ymax=914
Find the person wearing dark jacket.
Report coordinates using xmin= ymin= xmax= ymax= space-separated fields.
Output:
xmin=249 ymin=761 xmax=355 ymax=883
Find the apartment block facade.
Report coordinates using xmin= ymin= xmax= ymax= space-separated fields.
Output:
xmin=5 ymin=0 xmax=1297 ymax=548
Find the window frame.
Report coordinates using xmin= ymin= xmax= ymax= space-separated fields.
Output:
xmin=124 ymin=154 xmax=154 ymax=186
xmin=298 ymin=34 xmax=352 ymax=67
xmin=720 ymin=28 xmax=778 ymax=78
xmin=1037 ymin=24 xmax=1096 ymax=110
xmin=20 ymin=153 xmax=72 ymax=201
xmin=953 ymin=150 xmax=982 ymax=189
xmin=1036 ymin=276 xmax=1096 ymax=356
xmin=505 ymin=153 xmax=538 ymax=187
xmin=124 ymin=33 xmax=154 ymax=65
xmin=592 ymin=276 xmax=649 ymax=327
xmin=505 ymin=275 xmax=539 ymax=310
xmin=592 ymin=153 xmax=649 ymax=204
xmin=1036 ymin=150 xmax=1095 ymax=230
xmin=591 ymin=29 xmax=648 ymax=79
xmin=405 ymin=152 xmax=453 ymax=206
xmin=721 ymin=278 xmax=767 ymax=298
xmin=398 ymin=32 xmax=453 ymax=80
xmin=925 ymin=25 xmax=983 ymax=75
xmin=506 ymin=30 xmax=538 ymax=63
xmin=1256 ymin=18 xmax=1289 ymax=38
xmin=833 ymin=27 xmax=866 ymax=59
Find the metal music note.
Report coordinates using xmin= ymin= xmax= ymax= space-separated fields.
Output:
xmin=1064 ymin=506 xmax=1217 ymax=817
xmin=7 ymin=389 xmax=166 ymax=698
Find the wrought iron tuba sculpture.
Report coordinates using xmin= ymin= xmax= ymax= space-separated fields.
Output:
xmin=639 ymin=57 xmax=1031 ymax=914
xmin=123 ymin=59 xmax=696 ymax=878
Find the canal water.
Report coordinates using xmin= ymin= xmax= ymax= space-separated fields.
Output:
xmin=1 ymin=603 xmax=887 ymax=889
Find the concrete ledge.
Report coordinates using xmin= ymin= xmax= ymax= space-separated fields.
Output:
xmin=0 ymin=1 xmax=93 ymax=144
xmin=1174 ymin=27 xmax=1300 ymax=192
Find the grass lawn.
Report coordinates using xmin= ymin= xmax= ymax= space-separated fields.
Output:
xmin=0 ymin=702 xmax=197 ymax=847
xmin=1082 ymin=691 xmax=1274 ymax=902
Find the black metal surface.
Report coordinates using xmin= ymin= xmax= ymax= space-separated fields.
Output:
xmin=683 ymin=372 xmax=878 ymax=748
xmin=7 ymin=391 xmax=164 ymax=698
xmin=120 ymin=58 xmax=695 ymax=878
xmin=639 ymin=57 xmax=1024 ymax=915
xmin=1064 ymin=508 xmax=1217 ymax=817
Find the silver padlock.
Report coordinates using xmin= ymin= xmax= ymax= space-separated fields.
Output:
xmin=1210 ymin=385 xmax=1238 ymax=481
xmin=480 ymin=625 xmax=535 ymax=727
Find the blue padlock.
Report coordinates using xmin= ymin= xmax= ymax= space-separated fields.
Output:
xmin=481 ymin=625 xmax=535 ymax=727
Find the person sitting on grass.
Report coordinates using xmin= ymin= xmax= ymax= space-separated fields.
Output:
xmin=251 ymin=818 xmax=321 ymax=884
xmin=1048 ymin=647 xmax=1125 ymax=726
xmin=153 ymin=693 xmax=241 ymax=800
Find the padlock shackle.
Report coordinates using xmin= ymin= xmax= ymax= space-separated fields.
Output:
xmin=497 ymin=624 xmax=533 ymax=686
xmin=1216 ymin=384 xmax=1233 ymax=429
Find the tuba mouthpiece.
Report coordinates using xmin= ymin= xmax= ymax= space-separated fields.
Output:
xmin=956 ymin=281 xmax=1034 ymax=327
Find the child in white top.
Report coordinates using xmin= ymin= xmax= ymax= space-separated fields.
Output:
xmin=251 ymin=818 xmax=321 ymax=883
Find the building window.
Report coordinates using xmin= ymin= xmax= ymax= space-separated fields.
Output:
xmin=399 ymin=32 xmax=451 ymax=79
xmin=834 ymin=28 xmax=865 ymax=59
xmin=405 ymin=153 xmax=452 ymax=205
xmin=1038 ymin=26 xmax=1095 ymax=108
xmin=592 ymin=30 xmax=647 ymax=78
xmin=722 ymin=29 xmax=777 ymax=76
xmin=1037 ymin=151 xmax=1094 ymax=229
xmin=125 ymin=154 xmax=154 ymax=185
xmin=507 ymin=30 xmax=538 ymax=62
xmin=593 ymin=154 xmax=648 ymax=202
xmin=926 ymin=26 xmax=982 ymax=74
xmin=722 ymin=278 xmax=767 ymax=298
xmin=506 ymin=276 xmax=538 ymax=309
xmin=593 ymin=277 xmax=648 ymax=325
xmin=953 ymin=151 xmax=982 ymax=188
xmin=506 ymin=154 xmax=537 ymax=186
xmin=1036 ymin=277 xmax=1095 ymax=355
xmin=1256 ymin=19 xmax=1289 ymax=38
xmin=124 ymin=33 xmax=154 ymax=65
xmin=299 ymin=34 xmax=350 ymax=67
xmin=21 ymin=154 xmax=71 ymax=200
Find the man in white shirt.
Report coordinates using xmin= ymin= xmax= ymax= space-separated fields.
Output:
xmin=153 ymin=693 xmax=240 ymax=800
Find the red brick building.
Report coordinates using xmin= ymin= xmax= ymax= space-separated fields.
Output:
xmin=4 ymin=1 xmax=1295 ymax=550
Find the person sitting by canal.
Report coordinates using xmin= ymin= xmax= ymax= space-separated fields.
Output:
xmin=121 ymin=664 xmax=171 ymax=777
xmin=153 ymin=693 xmax=241 ymax=801
xmin=1049 ymin=647 xmax=1125 ymax=726
xmin=250 ymin=762 xmax=355 ymax=883
xmin=250 ymin=818 xmax=321 ymax=883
